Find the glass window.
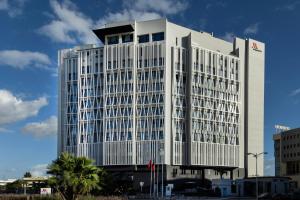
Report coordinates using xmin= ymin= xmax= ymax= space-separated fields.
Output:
xmin=152 ymin=32 xmax=164 ymax=41
xmin=127 ymin=132 xmax=132 ymax=140
xmin=107 ymin=35 xmax=119 ymax=45
xmin=122 ymin=34 xmax=133 ymax=43
xmin=138 ymin=34 xmax=149 ymax=43
xmin=159 ymin=57 xmax=163 ymax=66
xmin=159 ymin=131 xmax=164 ymax=139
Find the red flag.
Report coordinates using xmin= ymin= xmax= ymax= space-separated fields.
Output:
xmin=147 ymin=160 xmax=152 ymax=169
xmin=152 ymin=163 xmax=155 ymax=172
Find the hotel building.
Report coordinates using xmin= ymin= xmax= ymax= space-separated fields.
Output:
xmin=58 ymin=18 xmax=265 ymax=184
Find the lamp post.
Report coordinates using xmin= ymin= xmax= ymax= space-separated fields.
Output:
xmin=247 ymin=152 xmax=267 ymax=200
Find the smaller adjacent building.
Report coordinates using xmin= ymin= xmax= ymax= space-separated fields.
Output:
xmin=212 ymin=177 xmax=290 ymax=197
xmin=0 ymin=179 xmax=16 ymax=186
xmin=236 ymin=177 xmax=290 ymax=196
xmin=273 ymin=126 xmax=300 ymax=188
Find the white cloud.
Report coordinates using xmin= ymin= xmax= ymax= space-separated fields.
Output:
xmin=38 ymin=0 xmax=98 ymax=44
xmin=124 ymin=0 xmax=188 ymax=15
xmin=39 ymin=0 xmax=188 ymax=44
xmin=0 ymin=50 xmax=51 ymax=69
xmin=22 ymin=116 xmax=57 ymax=138
xmin=0 ymin=0 xmax=27 ymax=17
xmin=264 ymin=158 xmax=275 ymax=176
xmin=276 ymin=1 xmax=300 ymax=11
xmin=96 ymin=9 xmax=161 ymax=27
xmin=221 ymin=32 xmax=235 ymax=42
xmin=244 ymin=23 xmax=260 ymax=35
xmin=0 ymin=90 xmax=48 ymax=125
xmin=205 ymin=1 xmax=226 ymax=10
xmin=98 ymin=0 xmax=187 ymax=26
xmin=290 ymin=88 xmax=300 ymax=96
xmin=30 ymin=164 xmax=48 ymax=177
xmin=0 ymin=127 xmax=13 ymax=133
xmin=0 ymin=0 xmax=8 ymax=10
xmin=97 ymin=0 xmax=188 ymax=27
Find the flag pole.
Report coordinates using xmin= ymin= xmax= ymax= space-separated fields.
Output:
xmin=153 ymin=163 xmax=156 ymax=196
xmin=157 ymin=163 xmax=159 ymax=197
xmin=150 ymin=160 xmax=152 ymax=197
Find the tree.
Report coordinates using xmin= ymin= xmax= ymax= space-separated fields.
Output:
xmin=24 ymin=172 xmax=32 ymax=178
xmin=47 ymin=152 xmax=102 ymax=200
xmin=91 ymin=168 xmax=108 ymax=195
xmin=5 ymin=180 xmax=23 ymax=193
xmin=97 ymin=171 xmax=135 ymax=196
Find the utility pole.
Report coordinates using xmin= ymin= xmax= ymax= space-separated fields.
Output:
xmin=247 ymin=152 xmax=267 ymax=200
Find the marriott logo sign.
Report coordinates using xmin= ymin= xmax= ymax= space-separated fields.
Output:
xmin=251 ymin=42 xmax=262 ymax=52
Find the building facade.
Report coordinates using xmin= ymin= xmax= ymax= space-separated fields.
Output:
xmin=58 ymin=19 xmax=265 ymax=183
xmin=274 ymin=127 xmax=300 ymax=188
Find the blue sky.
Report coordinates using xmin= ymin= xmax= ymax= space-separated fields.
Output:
xmin=0 ymin=0 xmax=299 ymax=178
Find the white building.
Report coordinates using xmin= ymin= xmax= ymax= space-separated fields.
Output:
xmin=58 ymin=18 xmax=265 ymax=184
xmin=0 ymin=179 xmax=16 ymax=186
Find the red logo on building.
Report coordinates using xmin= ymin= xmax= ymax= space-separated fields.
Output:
xmin=252 ymin=42 xmax=258 ymax=50
xmin=252 ymin=42 xmax=262 ymax=52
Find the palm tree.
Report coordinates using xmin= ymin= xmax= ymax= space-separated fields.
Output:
xmin=47 ymin=152 xmax=102 ymax=200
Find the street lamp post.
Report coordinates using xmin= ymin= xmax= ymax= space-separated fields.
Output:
xmin=247 ymin=152 xmax=267 ymax=200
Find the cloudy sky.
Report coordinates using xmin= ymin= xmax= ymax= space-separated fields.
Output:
xmin=0 ymin=0 xmax=300 ymax=178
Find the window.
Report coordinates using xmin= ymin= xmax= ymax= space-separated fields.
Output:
xmin=127 ymin=132 xmax=132 ymax=140
xmin=122 ymin=34 xmax=133 ymax=43
xmin=152 ymin=32 xmax=164 ymax=41
xmin=159 ymin=57 xmax=163 ymax=66
xmin=159 ymin=131 xmax=164 ymax=140
xmin=93 ymin=132 xmax=97 ymax=143
xmin=107 ymin=35 xmax=119 ymax=45
xmin=138 ymin=34 xmax=149 ymax=43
